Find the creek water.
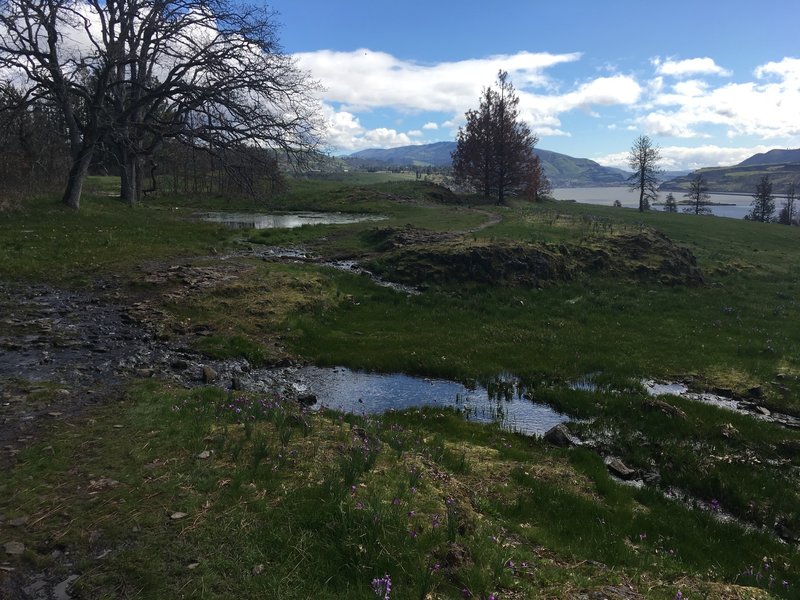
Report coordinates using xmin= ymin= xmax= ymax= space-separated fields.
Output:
xmin=282 ymin=366 xmax=568 ymax=436
xmin=194 ymin=211 xmax=385 ymax=229
xmin=552 ymin=187 xmax=754 ymax=219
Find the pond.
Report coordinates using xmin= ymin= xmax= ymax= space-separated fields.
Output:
xmin=285 ymin=367 xmax=568 ymax=436
xmin=194 ymin=211 xmax=386 ymax=229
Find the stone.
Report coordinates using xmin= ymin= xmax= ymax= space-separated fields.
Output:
xmin=755 ymin=406 xmax=771 ymax=416
xmin=231 ymin=377 xmax=244 ymax=391
xmin=8 ymin=516 xmax=28 ymax=527
xmin=170 ymin=511 xmax=188 ymax=520
xmin=543 ymin=423 xmax=581 ymax=447
xmin=252 ymin=564 xmax=265 ymax=576
xmin=605 ymin=458 xmax=636 ymax=480
xmin=202 ymin=366 xmax=217 ymax=384
xmin=644 ymin=399 xmax=686 ymax=419
xmin=53 ymin=575 xmax=79 ymax=600
xmin=197 ymin=450 xmax=211 ymax=460
xmin=747 ymin=385 xmax=763 ymax=399
xmin=297 ymin=393 xmax=317 ymax=407
xmin=4 ymin=541 xmax=25 ymax=555
xmin=171 ymin=359 xmax=189 ymax=370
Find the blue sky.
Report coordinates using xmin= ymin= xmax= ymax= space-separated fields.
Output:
xmin=268 ymin=0 xmax=799 ymax=170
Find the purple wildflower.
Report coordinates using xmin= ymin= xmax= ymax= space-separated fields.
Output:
xmin=371 ymin=573 xmax=392 ymax=600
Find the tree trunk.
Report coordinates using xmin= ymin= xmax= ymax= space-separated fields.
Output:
xmin=62 ymin=146 xmax=94 ymax=210
xmin=120 ymin=150 xmax=144 ymax=206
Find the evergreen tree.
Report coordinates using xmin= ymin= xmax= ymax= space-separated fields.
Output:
xmin=746 ymin=175 xmax=775 ymax=222
xmin=664 ymin=192 xmax=677 ymax=212
xmin=452 ymin=71 xmax=539 ymax=205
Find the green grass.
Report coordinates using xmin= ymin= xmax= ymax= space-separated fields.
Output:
xmin=3 ymin=178 xmax=800 ymax=598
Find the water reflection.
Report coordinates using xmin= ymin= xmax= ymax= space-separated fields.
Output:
xmin=289 ymin=367 xmax=567 ymax=436
xmin=194 ymin=211 xmax=386 ymax=229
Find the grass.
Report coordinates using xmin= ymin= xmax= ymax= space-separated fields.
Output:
xmin=2 ymin=176 xmax=800 ymax=598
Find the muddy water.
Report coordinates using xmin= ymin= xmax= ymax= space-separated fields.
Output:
xmin=194 ymin=211 xmax=385 ymax=229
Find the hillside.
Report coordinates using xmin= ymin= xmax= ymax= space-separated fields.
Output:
xmin=738 ymin=148 xmax=800 ymax=167
xmin=661 ymin=148 xmax=800 ymax=194
xmin=348 ymin=142 xmax=629 ymax=187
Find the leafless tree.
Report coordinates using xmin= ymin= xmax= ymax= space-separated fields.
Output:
xmin=779 ymin=181 xmax=797 ymax=225
xmin=627 ymin=135 xmax=661 ymax=211
xmin=0 ymin=0 xmax=323 ymax=209
xmin=683 ymin=173 xmax=711 ymax=215
xmin=452 ymin=71 xmax=538 ymax=205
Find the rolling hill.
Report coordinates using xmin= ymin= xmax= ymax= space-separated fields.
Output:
xmin=661 ymin=148 xmax=800 ymax=194
xmin=347 ymin=142 xmax=629 ymax=188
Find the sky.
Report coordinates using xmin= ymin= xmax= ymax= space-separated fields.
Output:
xmin=266 ymin=0 xmax=800 ymax=171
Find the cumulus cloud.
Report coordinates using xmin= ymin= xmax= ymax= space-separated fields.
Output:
xmin=320 ymin=104 xmax=419 ymax=152
xmin=295 ymin=49 xmax=582 ymax=114
xmin=297 ymin=49 xmax=643 ymax=147
xmin=594 ymin=144 xmax=776 ymax=171
xmin=652 ymin=57 xmax=732 ymax=78
xmin=639 ymin=57 xmax=800 ymax=139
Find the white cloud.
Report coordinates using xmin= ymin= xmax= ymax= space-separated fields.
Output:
xmin=297 ymin=49 xmax=643 ymax=147
xmin=320 ymin=104 xmax=419 ymax=152
xmin=594 ymin=144 xmax=775 ymax=171
xmin=295 ymin=49 xmax=582 ymax=114
xmin=640 ymin=58 xmax=800 ymax=140
xmin=652 ymin=57 xmax=732 ymax=78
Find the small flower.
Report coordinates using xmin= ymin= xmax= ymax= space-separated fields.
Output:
xmin=392 ymin=497 xmax=401 ymax=505
xmin=674 ymin=592 xmax=683 ymax=600
xmin=409 ymin=530 xmax=417 ymax=539
xmin=639 ymin=532 xmax=647 ymax=541
xmin=371 ymin=573 xmax=392 ymax=600
xmin=488 ymin=594 xmax=498 ymax=600
xmin=461 ymin=588 xmax=472 ymax=598
xmin=355 ymin=502 xmax=364 ymax=510
xmin=710 ymin=499 xmax=721 ymax=512
xmin=783 ymin=580 xmax=790 ymax=590
xmin=407 ymin=510 xmax=416 ymax=518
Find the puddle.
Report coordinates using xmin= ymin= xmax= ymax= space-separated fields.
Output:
xmin=324 ymin=260 xmax=420 ymax=295
xmin=194 ymin=211 xmax=385 ymax=230
xmin=643 ymin=379 xmax=800 ymax=429
xmin=270 ymin=367 xmax=567 ymax=437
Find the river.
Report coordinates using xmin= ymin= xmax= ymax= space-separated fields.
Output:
xmin=552 ymin=187 xmax=755 ymax=219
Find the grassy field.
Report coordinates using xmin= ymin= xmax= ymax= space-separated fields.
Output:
xmin=1 ymin=176 xmax=798 ymax=599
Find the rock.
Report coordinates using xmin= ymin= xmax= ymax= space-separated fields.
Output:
xmin=202 ymin=366 xmax=217 ymax=384
xmin=297 ymin=393 xmax=317 ymax=407
xmin=135 ymin=368 xmax=154 ymax=378
xmin=8 ymin=516 xmax=28 ymax=527
xmin=170 ymin=511 xmax=188 ymax=520
xmin=171 ymin=359 xmax=189 ymax=370
xmin=543 ymin=423 xmax=581 ymax=447
xmin=231 ymin=377 xmax=244 ymax=391
xmin=252 ymin=564 xmax=265 ymax=576
xmin=197 ymin=450 xmax=211 ymax=460
xmin=605 ymin=458 xmax=636 ymax=480
xmin=53 ymin=574 xmax=79 ymax=600
xmin=747 ymin=385 xmax=763 ymax=399
xmin=644 ymin=399 xmax=687 ymax=419
xmin=642 ymin=470 xmax=661 ymax=484
xmin=4 ymin=541 xmax=25 ymax=555
xmin=755 ymin=406 xmax=771 ymax=416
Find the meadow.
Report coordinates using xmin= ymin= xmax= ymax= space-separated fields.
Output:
xmin=0 ymin=175 xmax=798 ymax=599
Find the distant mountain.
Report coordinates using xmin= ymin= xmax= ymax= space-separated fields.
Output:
xmin=661 ymin=148 xmax=800 ymax=194
xmin=738 ymin=148 xmax=800 ymax=167
xmin=347 ymin=142 xmax=628 ymax=188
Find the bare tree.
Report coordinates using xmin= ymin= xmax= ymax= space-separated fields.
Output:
xmin=683 ymin=173 xmax=711 ymax=215
xmin=779 ymin=181 xmax=797 ymax=225
xmin=746 ymin=175 xmax=775 ymax=222
xmin=452 ymin=70 xmax=538 ymax=205
xmin=627 ymin=135 xmax=661 ymax=212
xmin=0 ymin=0 xmax=322 ymax=209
